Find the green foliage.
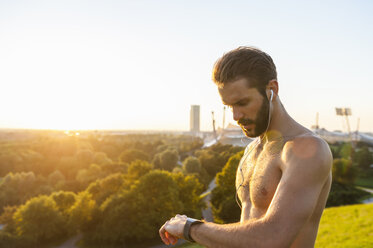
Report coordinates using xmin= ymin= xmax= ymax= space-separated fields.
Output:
xmin=0 ymin=205 xmax=18 ymax=233
xmin=196 ymin=143 xmax=244 ymax=180
xmin=171 ymin=173 xmax=205 ymax=217
xmin=211 ymin=151 xmax=243 ymax=224
xmin=196 ymin=149 xmax=225 ymax=178
xmin=87 ymin=173 xmax=126 ymax=206
xmin=153 ymin=149 xmax=179 ymax=171
xmin=50 ymin=191 xmax=77 ymax=214
xmin=13 ymin=195 xmax=67 ymax=243
xmin=339 ymin=142 xmax=354 ymax=159
xmin=354 ymin=173 xmax=373 ymax=189
xmin=315 ymin=204 xmax=373 ymax=248
xmin=48 ymin=170 xmax=66 ymax=188
xmin=0 ymin=231 xmax=33 ymax=248
xmin=96 ymin=170 xmax=183 ymax=244
xmin=127 ymin=159 xmax=153 ymax=181
xmin=68 ymin=191 xmax=96 ymax=233
xmin=0 ymin=131 xmax=246 ymax=246
xmin=0 ymin=171 xmax=47 ymax=215
xmin=332 ymin=158 xmax=357 ymax=185
xmin=119 ymin=149 xmax=149 ymax=163
xmin=76 ymin=164 xmax=103 ymax=185
xmin=57 ymin=156 xmax=80 ymax=180
xmin=354 ymin=146 xmax=373 ymax=170
xmin=182 ymin=156 xmax=210 ymax=189
xmin=183 ymin=156 xmax=201 ymax=174
xmin=93 ymin=152 xmax=112 ymax=165
xmin=76 ymin=149 xmax=94 ymax=166
xmin=326 ymin=182 xmax=370 ymax=207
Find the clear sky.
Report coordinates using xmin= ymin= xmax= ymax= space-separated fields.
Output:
xmin=1 ymin=0 xmax=372 ymax=132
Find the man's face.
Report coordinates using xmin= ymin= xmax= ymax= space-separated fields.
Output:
xmin=218 ymin=78 xmax=269 ymax=138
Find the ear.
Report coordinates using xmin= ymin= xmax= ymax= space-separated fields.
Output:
xmin=266 ymin=80 xmax=279 ymax=101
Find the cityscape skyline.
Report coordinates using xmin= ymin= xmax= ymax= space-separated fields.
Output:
xmin=1 ymin=1 xmax=372 ymax=132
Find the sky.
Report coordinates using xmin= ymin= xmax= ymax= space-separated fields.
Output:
xmin=1 ymin=0 xmax=372 ymax=132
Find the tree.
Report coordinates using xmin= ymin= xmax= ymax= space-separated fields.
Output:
xmin=354 ymin=146 xmax=373 ymax=170
xmin=211 ymin=151 xmax=243 ymax=223
xmin=0 ymin=172 xmax=38 ymax=214
xmin=196 ymin=149 xmax=226 ymax=178
xmin=50 ymin=191 xmax=77 ymax=214
xmin=171 ymin=172 xmax=205 ymax=217
xmin=339 ymin=143 xmax=354 ymax=159
xmin=127 ymin=160 xmax=153 ymax=181
xmin=119 ymin=149 xmax=149 ymax=164
xmin=87 ymin=173 xmax=126 ymax=206
xmin=153 ymin=149 xmax=179 ymax=171
xmin=76 ymin=164 xmax=103 ymax=185
xmin=0 ymin=205 xmax=18 ymax=233
xmin=183 ymin=156 xmax=201 ymax=174
xmin=13 ymin=195 xmax=67 ymax=243
xmin=47 ymin=170 xmax=65 ymax=187
xmin=96 ymin=170 xmax=183 ymax=244
xmin=333 ymin=158 xmax=357 ymax=185
xmin=68 ymin=191 xmax=96 ymax=233
xmin=93 ymin=152 xmax=112 ymax=165
xmin=326 ymin=182 xmax=370 ymax=207
xmin=75 ymin=149 xmax=94 ymax=166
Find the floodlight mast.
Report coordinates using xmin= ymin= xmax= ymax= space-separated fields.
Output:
xmin=335 ymin=107 xmax=353 ymax=143
xmin=211 ymin=111 xmax=217 ymax=140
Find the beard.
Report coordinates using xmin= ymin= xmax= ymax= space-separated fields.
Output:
xmin=237 ymin=98 xmax=270 ymax=138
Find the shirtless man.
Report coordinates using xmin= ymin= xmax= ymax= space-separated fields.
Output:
xmin=159 ymin=46 xmax=332 ymax=248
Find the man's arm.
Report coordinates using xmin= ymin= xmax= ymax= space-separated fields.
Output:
xmin=160 ymin=136 xmax=332 ymax=248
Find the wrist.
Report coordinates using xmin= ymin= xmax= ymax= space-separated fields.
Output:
xmin=190 ymin=220 xmax=203 ymax=242
xmin=183 ymin=217 xmax=203 ymax=242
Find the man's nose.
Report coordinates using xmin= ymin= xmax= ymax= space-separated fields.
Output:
xmin=232 ymin=107 xmax=243 ymax=121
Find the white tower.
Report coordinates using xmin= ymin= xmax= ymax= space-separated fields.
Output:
xmin=190 ymin=105 xmax=200 ymax=133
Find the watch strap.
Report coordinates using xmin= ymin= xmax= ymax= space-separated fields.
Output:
xmin=183 ymin=217 xmax=203 ymax=243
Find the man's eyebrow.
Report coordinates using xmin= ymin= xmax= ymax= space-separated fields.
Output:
xmin=223 ymin=97 xmax=250 ymax=106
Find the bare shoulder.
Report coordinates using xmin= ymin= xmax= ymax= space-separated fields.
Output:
xmin=281 ymin=134 xmax=332 ymax=177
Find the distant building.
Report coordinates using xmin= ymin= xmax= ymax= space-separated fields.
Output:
xmin=204 ymin=123 xmax=253 ymax=147
xmin=190 ymin=105 xmax=200 ymax=133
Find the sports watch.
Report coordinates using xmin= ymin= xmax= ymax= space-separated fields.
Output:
xmin=183 ymin=217 xmax=203 ymax=243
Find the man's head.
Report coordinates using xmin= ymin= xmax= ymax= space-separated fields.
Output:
xmin=212 ymin=47 xmax=278 ymax=137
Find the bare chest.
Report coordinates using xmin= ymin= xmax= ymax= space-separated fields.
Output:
xmin=236 ymin=143 xmax=283 ymax=210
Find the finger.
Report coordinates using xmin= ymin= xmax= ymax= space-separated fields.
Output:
xmin=159 ymin=224 xmax=170 ymax=245
xmin=171 ymin=236 xmax=179 ymax=245
xmin=167 ymin=232 xmax=179 ymax=245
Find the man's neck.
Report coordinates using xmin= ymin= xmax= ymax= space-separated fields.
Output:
xmin=259 ymin=98 xmax=306 ymax=143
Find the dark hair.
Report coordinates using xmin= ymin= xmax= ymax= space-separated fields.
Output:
xmin=212 ymin=46 xmax=277 ymax=95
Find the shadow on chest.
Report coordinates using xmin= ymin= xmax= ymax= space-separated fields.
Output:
xmin=236 ymin=146 xmax=282 ymax=209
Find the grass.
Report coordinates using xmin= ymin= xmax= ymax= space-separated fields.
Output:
xmin=178 ymin=204 xmax=373 ymax=248
xmin=315 ymin=204 xmax=373 ymax=248
xmin=354 ymin=170 xmax=373 ymax=189
xmin=354 ymin=176 xmax=373 ymax=189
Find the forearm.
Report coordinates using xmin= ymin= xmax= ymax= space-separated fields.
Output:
xmin=190 ymin=219 xmax=279 ymax=248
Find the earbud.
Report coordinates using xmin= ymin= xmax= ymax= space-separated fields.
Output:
xmin=269 ymin=89 xmax=274 ymax=102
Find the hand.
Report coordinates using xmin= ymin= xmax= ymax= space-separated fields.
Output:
xmin=159 ymin=214 xmax=188 ymax=245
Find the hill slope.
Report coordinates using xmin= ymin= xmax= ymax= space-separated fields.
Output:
xmin=316 ymin=203 xmax=373 ymax=248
